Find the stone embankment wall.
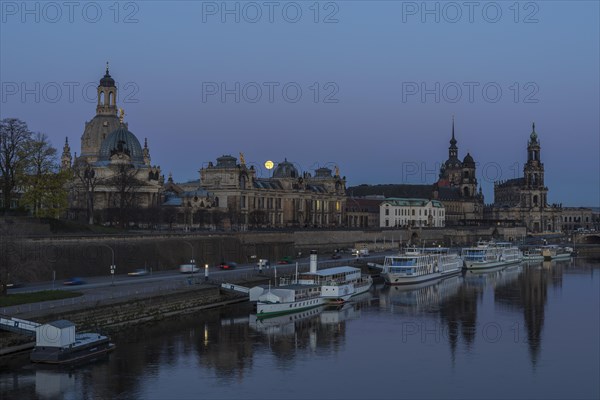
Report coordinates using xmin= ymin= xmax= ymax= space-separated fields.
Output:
xmin=0 ymin=287 xmax=249 ymax=353
xmin=13 ymin=227 xmax=524 ymax=281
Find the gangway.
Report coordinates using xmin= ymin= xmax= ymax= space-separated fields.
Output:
xmin=0 ymin=314 xmax=40 ymax=337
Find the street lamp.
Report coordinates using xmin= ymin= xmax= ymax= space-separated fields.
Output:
xmin=204 ymin=263 xmax=209 ymax=281
xmin=183 ymin=241 xmax=196 ymax=279
xmin=99 ymin=244 xmax=116 ymax=286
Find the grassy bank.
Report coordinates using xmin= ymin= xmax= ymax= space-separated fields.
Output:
xmin=0 ymin=290 xmax=83 ymax=307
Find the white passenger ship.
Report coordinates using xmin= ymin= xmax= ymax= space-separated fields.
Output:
xmin=461 ymin=242 xmax=523 ymax=269
xmin=279 ymin=251 xmax=373 ymax=303
xmin=296 ymin=266 xmax=373 ymax=303
xmin=255 ymin=284 xmax=325 ymax=317
xmin=380 ymin=247 xmax=463 ymax=285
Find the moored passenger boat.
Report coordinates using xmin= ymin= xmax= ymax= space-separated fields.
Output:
xmin=256 ymin=284 xmax=325 ymax=317
xmin=297 ymin=265 xmax=373 ymax=303
xmin=541 ymin=245 xmax=574 ymax=261
xmin=462 ymin=241 xmax=523 ymax=269
xmin=285 ymin=250 xmax=373 ymax=303
xmin=380 ymin=247 xmax=463 ymax=285
xmin=522 ymin=247 xmax=544 ymax=261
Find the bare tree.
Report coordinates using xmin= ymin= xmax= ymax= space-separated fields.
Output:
xmin=107 ymin=163 xmax=143 ymax=228
xmin=0 ymin=118 xmax=33 ymax=212
xmin=20 ymin=133 xmax=69 ymax=218
xmin=72 ymin=159 xmax=102 ymax=224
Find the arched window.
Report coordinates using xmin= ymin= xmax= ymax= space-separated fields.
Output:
xmin=463 ymin=187 xmax=470 ymax=197
xmin=533 ymin=195 xmax=539 ymax=206
xmin=108 ymin=91 xmax=114 ymax=106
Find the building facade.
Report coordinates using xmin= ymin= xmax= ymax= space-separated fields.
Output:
xmin=64 ymin=67 xmax=163 ymax=224
xmin=167 ymin=155 xmax=347 ymax=230
xmin=347 ymin=118 xmax=483 ymax=226
xmin=380 ymin=198 xmax=445 ymax=228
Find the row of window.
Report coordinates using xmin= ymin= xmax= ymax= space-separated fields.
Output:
xmin=240 ymin=196 xmax=341 ymax=213
xmin=384 ymin=208 xmax=444 ymax=217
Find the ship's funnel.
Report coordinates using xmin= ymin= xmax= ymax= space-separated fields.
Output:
xmin=310 ymin=250 xmax=318 ymax=273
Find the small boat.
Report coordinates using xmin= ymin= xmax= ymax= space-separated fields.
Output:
xmin=462 ymin=241 xmax=523 ymax=270
xmin=541 ymin=245 xmax=574 ymax=261
xmin=255 ymin=284 xmax=325 ymax=317
xmin=522 ymin=247 xmax=544 ymax=261
xmin=380 ymin=247 xmax=463 ymax=285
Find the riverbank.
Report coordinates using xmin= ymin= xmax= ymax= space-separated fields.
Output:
xmin=0 ymin=276 xmax=272 ymax=358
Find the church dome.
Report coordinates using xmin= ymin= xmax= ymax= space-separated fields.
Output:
xmin=273 ymin=159 xmax=299 ymax=178
xmin=463 ymin=152 xmax=475 ymax=166
xmin=99 ymin=124 xmax=144 ymax=164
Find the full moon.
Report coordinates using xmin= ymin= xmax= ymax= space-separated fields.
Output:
xmin=265 ymin=160 xmax=274 ymax=170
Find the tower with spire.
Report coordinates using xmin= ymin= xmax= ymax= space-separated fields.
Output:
xmin=79 ymin=63 xmax=121 ymax=162
xmin=438 ymin=116 xmax=479 ymax=198
xmin=61 ymin=137 xmax=72 ymax=171
xmin=488 ymin=122 xmax=558 ymax=233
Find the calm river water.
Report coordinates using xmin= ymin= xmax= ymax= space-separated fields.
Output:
xmin=1 ymin=258 xmax=599 ymax=400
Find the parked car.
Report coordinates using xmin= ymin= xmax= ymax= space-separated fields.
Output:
xmin=277 ymin=256 xmax=293 ymax=264
xmin=128 ymin=268 xmax=149 ymax=276
xmin=219 ymin=262 xmax=238 ymax=270
xmin=331 ymin=253 xmax=341 ymax=260
xmin=63 ymin=277 xmax=86 ymax=286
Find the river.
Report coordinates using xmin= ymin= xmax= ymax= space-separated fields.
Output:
xmin=1 ymin=258 xmax=599 ymax=399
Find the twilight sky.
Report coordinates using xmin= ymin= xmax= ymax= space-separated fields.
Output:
xmin=1 ymin=1 xmax=598 ymax=206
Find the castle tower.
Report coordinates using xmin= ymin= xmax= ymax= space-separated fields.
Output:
xmin=442 ymin=116 xmax=462 ymax=186
xmin=461 ymin=152 xmax=477 ymax=198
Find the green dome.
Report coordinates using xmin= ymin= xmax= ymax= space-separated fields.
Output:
xmin=99 ymin=124 xmax=144 ymax=164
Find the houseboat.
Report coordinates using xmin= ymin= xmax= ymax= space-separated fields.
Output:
xmin=30 ymin=320 xmax=115 ymax=364
xmin=380 ymin=247 xmax=463 ymax=285
xmin=462 ymin=241 xmax=523 ymax=269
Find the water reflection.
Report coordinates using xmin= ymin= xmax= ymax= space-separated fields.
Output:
xmin=1 ymin=259 xmax=598 ymax=400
